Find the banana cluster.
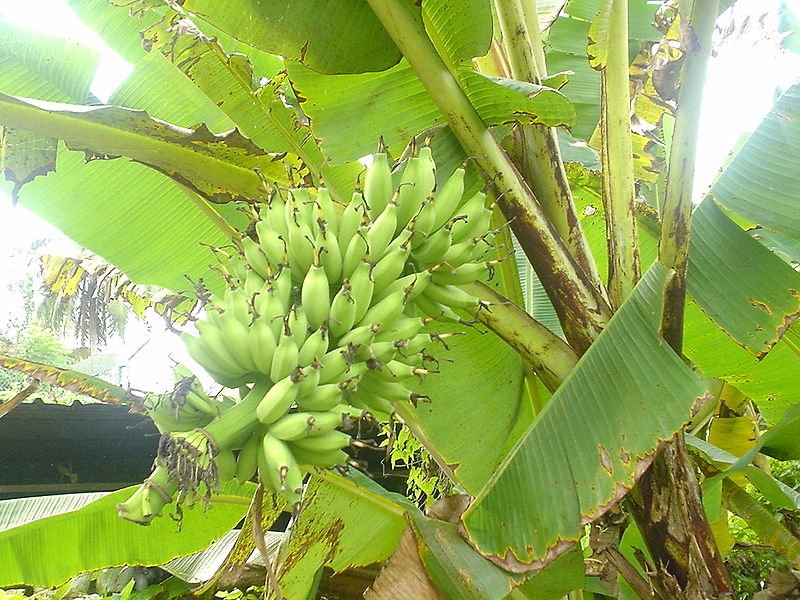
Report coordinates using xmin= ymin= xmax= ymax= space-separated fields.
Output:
xmin=120 ymin=148 xmax=497 ymax=520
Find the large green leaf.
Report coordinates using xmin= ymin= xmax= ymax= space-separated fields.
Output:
xmin=0 ymin=20 xmax=99 ymax=103
xmin=179 ymin=0 xmax=403 ymax=74
xmin=108 ymin=51 xmax=235 ymax=132
xmin=0 ymin=482 xmax=254 ymax=587
xmin=545 ymin=0 xmax=661 ymax=140
xmin=6 ymin=145 xmax=231 ymax=294
xmin=404 ymin=316 xmax=526 ymax=495
xmin=461 ymin=262 xmax=709 ymax=571
xmin=688 ymin=199 xmax=800 ymax=357
xmin=0 ymin=354 xmax=134 ymax=406
xmin=710 ymin=81 xmax=800 ymax=240
xmin=421 ymin=0 xmax=492 ymax=62
xmin=0 ymin=94 xmax=286 ymax=203
xmin=287 ymin=60 xmax=575 ymax=164
xmin=277 ymin=472 xmax=406 ymax=600
xmin=684 ymin=303 xmax=800 ymax=424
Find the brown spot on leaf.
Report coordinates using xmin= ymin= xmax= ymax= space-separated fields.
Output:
xmin=599 ymin=444 xmax=613 ymax=475
xmin=750 ymin=299 xmax=772 ymax=315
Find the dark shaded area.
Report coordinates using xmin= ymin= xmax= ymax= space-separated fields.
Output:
xmin=0 ymin=399 xmax=158 ymax=499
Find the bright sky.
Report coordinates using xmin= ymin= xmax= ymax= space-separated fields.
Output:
xmin=0 ymin=0 xmax=798 ymax=392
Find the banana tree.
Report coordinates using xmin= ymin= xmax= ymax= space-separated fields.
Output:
xmin=1 ymin=1 xmax=800 ymax=599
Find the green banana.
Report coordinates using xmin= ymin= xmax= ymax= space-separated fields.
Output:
xmin=235 ymin=432 xmax=261 ymax=484
xmin=291 ymin=429 xmax=351 ymax=453
xmin=290 ymin=446 xmax=348 ymax=468
xmin=269 ymin=410 xmax=344 ymax=441
xmin=430 ymin=166 xmax=466 ymax=232
xmin=296 ymin=383 xmax=345 ymax=411
xmin=420 ymin=283 xmax=479 ymax=310
xmin=349 ymin=260 xmax=375 ymax=323
xmin=301 ymin=257 xmax=331 ymax=329
xmin=430 ymin=261 xmax=487 ymax=286
xmin=256 ymin=375 xmax=300 ymax=424
xmin=215 ymin=448 xmax=237 ymax=481
xmin=260 ymin=433 xmax=303 ymax=503
xmin=270 ymin=328 xmax=300 ymax=383
xmin=328 ymin=281 xmax=358 ymax=339
xmin=366 ymin=200 xmax=398 ymax=257
xmin=364 ymin=152 xmax=393 ymax=219
xmin=298 ymin=327 xmax=329 ymax=367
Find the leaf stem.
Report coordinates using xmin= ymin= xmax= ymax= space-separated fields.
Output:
xmin=366 ymin=0 xmax=612 ymax=353
xmin=459 ymin=281 xmax=579 ymax=393
xmin=595 ymin=0 xmax=641 ymax=306
xmin=658 ymin=0 xmax=720 ymax=351
xmin=493 ymin=0 xmax=606 ymax=294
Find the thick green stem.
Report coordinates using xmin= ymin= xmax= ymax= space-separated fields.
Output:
xmin=459 ymin=281 xmax=578 ymax=393
xmin=658 ymin=0 xmax=719 ymax=351
xmin=722 ymin=479 xmax=800 ymax=568
xmin=597 ymin=0 xmax=641 ymax=307
xmin=366 ymin=0 xmax=612 ymax=354
xmin=493 ymin=0 xmax=606 ymax=296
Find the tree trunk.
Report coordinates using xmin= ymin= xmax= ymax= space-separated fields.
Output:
xmin=628 ymin=434 xmax=733 ymax=598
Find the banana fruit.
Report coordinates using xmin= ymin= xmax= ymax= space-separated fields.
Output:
xmin=126 ymin=146 xmax=499 ymax=519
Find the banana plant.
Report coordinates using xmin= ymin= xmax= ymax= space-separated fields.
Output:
xmin=1 ymin=1 xmax=800 ymax=599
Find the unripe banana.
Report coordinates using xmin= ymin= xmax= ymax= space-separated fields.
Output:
xmin=328 ymin=281 xmax=358 ymax=339
xmin=235 ymin=433 xmax=261 ymax=484
xmin=215 ymin=448 xmax=237 ymax=481
xmin=181 ymin=332 xmax=244 ymax=381
xmin=420 ymin=283 xmax=479 ymax=310
xmin=184 ymin=390 xmax=219 ymax=417
xmin=256 ymin=375 xmax=300 ymax=424
xmin=316 ymin=187 xmax=340 ymax=233
xmin=301 ymin=259 xmax=331 ymax=330
xmin=338 ymin=323 xmax=381 ymax=348
xmin=194 ymin=321 xmax=250 ymax=378
xmin=290 ymin=446 xmax=348 ymax=468
xmin=366 ymin=201 xmax=398 ymax=257
xmin=263 ymin=192 xmax=289 ymax=239
xmin=356 ymin=288 xmax=407 ymax=329
xmin=413 ymin=292 xmax=464 ymax=323
xmin=440 ymin=237 xmax=484 ymax=267
xmin=411 ymin=198 xmax=437 ymax=240
xmin=296 ymin=383 xmax=345 ymax=411
xmin=412 ymin=226 xmax=453 ymax=268
xmin=242 ymin=237 xmax=271 ymax=279
xmin=373 ymin=271 xmax=430 ymax=303
xmin=371 ymin=244 xmax=410 ymax=295
xmin=260 ymin=433 xmax=303 ymax=503
xmin=315 ymin=228 xmax=343 ymax=284
xmin=375 ymin=317 xmax=425 ymax=343
xmin=355 ymin=341 xmax=398 ymax=363
xmin=348 ymin=387 xmax=395 ymax=416
xmin=269 ymin=410 xmax=344 ymax=441
xmin=295 ymin=364 xmax=321 ymax=396
xmin=396 ymin=147 xmax=435 ymax=233
xmin=430 ymin=261 xmax=488 ymax=286
xmin=430 ymin=167 xmax=466 ymax=232
xmin=337 ymin=192 xmax=367 ymax=255
xmin=243 ymin=268 xmax=266 ymax=298
xmin=249 ymin=317 xmax=278 ymax=375
xmin=298 ymin=327 xmax=329 ymax=367
xmin=341 ymin=232 xmax=368 ymax=278
xmin=364 ymin=152 xmax=393 ymax=219
xmin=287 ymin=304 xmax=310 ymax=346
xmin=270 ymin=329 xmax=300 ymax=383
xmin=349 ymin=261 xmax=375 ymax=323
xmin=255 ymin=221 xmax=286 ymax=267
xmin=217 ymin=312 xmax=259 ymax=372
xmin=356 ymin=374 xmax=412 ymax=403
xmin=291 ymin=429 xmax=352 ymax=453
xmin=254 ymin=285 xmax=288 ymax=340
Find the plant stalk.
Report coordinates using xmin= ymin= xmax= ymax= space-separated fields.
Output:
xmin=658 ymin=0 xmax=720 ymax=351
xmin=493 ymin=0 xmax=607 ymax=296
xmin=366 ymin=0 xmax=612 ymax=354
xmin=459 ymin=281 xmax=578 ymax=393
xmin=597 ymin=0 xmax=641 ymax=307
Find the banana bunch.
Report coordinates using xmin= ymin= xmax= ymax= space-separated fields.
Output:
xmin=122 ymin=146 xmax=499 ymax=520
